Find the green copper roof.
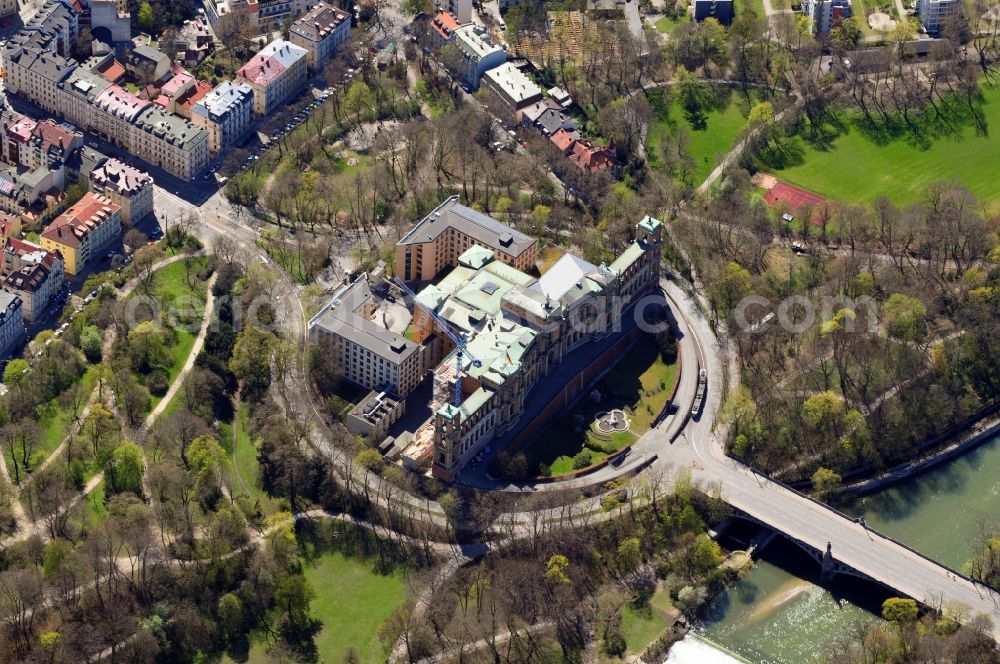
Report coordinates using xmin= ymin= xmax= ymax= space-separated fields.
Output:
xmin=638 ymin=215 xmax=662 ymax=234
xmin=609 ymin=241 xmax=646 ymax=274
xmin=458 ymin=244 xmax=495 ymax=270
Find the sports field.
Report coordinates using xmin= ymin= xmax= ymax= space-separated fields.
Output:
xmin=772 ymin=84 xmax=1000 ymax=207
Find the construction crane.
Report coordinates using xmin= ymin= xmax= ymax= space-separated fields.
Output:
xmin=393 ymin=277 xmax=481 ymax=407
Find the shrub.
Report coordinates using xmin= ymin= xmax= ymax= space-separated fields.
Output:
xmin=572 ymin=450 xmax=593 ymax=470
xmin=146 ymin=370 xmax=170 ymax=396
xmin=28 ymin=450 xmax=48 ymax=472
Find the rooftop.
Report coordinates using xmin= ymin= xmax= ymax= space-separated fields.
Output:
xmin=397 ymin=196 xmax=535 ymax=258
xmin=237 ymin=39 xmax=307 ymax=86
xmin=453 ymin=24 xmax=503 ymax=61
xmin=90 ymin=158 xmax=152 ymax=195
xmin=290 ymin=2 xmax=350 ymax=42
xmin=133 ymin=106 xmax=207 ymax=150
xmin=94 ymin=84 xmax=152 ymax=121
xmin=430 ymin=9 xmax=461 ymax=40
xmin=41 ymin=192 xmax=120 ymax=249
xmin=309 ymin=276 xmax=420 ymax=366
xmin=191 ymin=80 xmax=254 ymax=120
xmin=483 ymin=62 xmax=543 ymax=105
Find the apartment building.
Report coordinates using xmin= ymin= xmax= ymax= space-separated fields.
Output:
xmin=918 ymin=0 xmax=960 ymax=33
xmin=439 ymin=0 xmax=472 ymax=23
xmin=2 ymin=36 xmax=78 ymax=116
xmin=27 ymin=120 xmax=83 ymax=172
xmin=236 ymin=39 xmax=309 ymax=116
xmin=40 ymin=192 xmax=121 ymax=275
xmin=190 ymin=80 xmax=255 ymax=155
xmin=482 ymin=62 xmax=544 ymax=113
xmin=289 ymin=2 xmax=351 ymax=72
xmin=0 ymin=291 xmax=24 ymax=360
xmin=447 ymin=24 xmax=506 ymax=90
xmin=395 ymin=196 xmax=538 ymax=282
xmin=89 ymin=158 xmax=154 ymax=224
xmin=0 ymin=0 xmax=16 ymax=18
xmin=1 ymin=238 xmax=64 ymax=322
xmin=308 ymin=276 xmax=426 ymax=398
xmin=57 ymin=69 xmax=113 ymax=131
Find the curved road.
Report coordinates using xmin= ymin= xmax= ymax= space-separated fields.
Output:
xmin=171 ymin=187 xmax=1000 ymax=636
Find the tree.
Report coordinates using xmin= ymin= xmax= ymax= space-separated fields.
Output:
xmin=882 ymin=293 xmax=927 ymax=342
xmin=811 ymin=467 xmax=842 ymax=497
xmin=544 ymin=554 xmax=572 ymax=585
xmin=229 ymin=325 xmax=275 ymax=400
xmin=79 ymin=325 xmax=103 ymax=362
xmin=109 ymin=441 xmax=145 ymax=496
xmin=127 ymin=321 xmax=170 ymax=373
xmin=709 ymin=262 xmax=753 ymax=314
xmin=188 ymin=434 xmax=225 ymax=485
xmin=882 ymin=597 xmax=918 ymax=623
xmin=137 ymin=1 xmax=154 ymax=30
xmin=2 ymin=359 xmax=29 ymax=388
xmin=344 ymin=81 xmax=376 ymax=127
xmin=218 ymin=593 xmax=244 ymax=640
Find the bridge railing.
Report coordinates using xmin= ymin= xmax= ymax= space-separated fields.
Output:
xmin=751 ymin=467 xmax=998 ymax=602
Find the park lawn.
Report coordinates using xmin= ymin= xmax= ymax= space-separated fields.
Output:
xmin=305 ymin=551 xmax=407 ymax=664
xmin=654 ymin=16 xmax=683 ymax=33
xmin=771 ymin=83 xmax=1000 ymax=208
xmin=221 ymin=403 xmax=264 ymax=503
xmin=4 ymin=366 xmax=97 ymax=482
xmin=84 ymin=479 xmax=108 ymax=523
xmin=622 ymin=590 xmax=678 ymax=653
xmin=646 ymin=89 xmax=751 ymax=186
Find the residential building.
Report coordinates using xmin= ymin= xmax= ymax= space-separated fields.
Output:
xmin=40 ymin=192 xmax=121 ymax=275
xmin=439 ymin=0 xmax=472 ymax=23
xmin=0 ymin=213 xmax=21 ymax=242
xmin=806 ymin=0 xmax=850 ymax=33
xmin=289 ymin=2 xmax=351 ymax=72
xmin=0 ymin=165 xmax=66 ymax=223
xmin=1 ymin=238 xmax=64 ymax=321
xmin=89 ymin=158 xmax=154 ymax=224
xmin=236 ymin=39 xmax=309 ymax=116
xmin=2 ymin=37 xmax=78 ymax=117
xmin=0 ymin=0 xmax=15 ymax=19
xmin=482 ymin=62 xmax=543 ymax=112
xmin=190 ymin=81 xmax=255 ymax=155
xmin=429 ymin=9 xmax=461 ymax=43
xmin=0 ymin=292 xmax=24 ymax=360
xmin=447 ymin=24 xmax=506 ymax=90
xmin=128 ymin=106 xmax=209 ymax=181
xmin=918 ymin=0 xmax=959 ymax=33
xmin=308 ymin=276 xmax=427 ymax=398
xmin=401 ymin=213 xmax=664 ymax=481
xmin=568 ymin=139 xmax=614 ymax=172
xmin=346 ymin=390 xmax=406 ymax=439
xmin=395 ymin=196 xmax=538 ymax=282
xmin=57 ymin=69 xmax=113 ymax=130
xmin=27 ymin=120 xmax=83 ymax=172
xmin=126 ymin=45 xmax=171 ymax=85
xmin=693 ymin=0 xmax=735 ymax=25
xmin=20 ymin=0 xmax=79 ymax=56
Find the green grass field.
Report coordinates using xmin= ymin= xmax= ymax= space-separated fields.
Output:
xmin=621 ymin=591 xmax=677 ymax=654
xmin=654 ymin=16 xmax=684 ymax=33
xmin=304 ymin=552 xmax=407 ymax=664
xmin=223 ymin=403 xmax=264 ymax=503
xmin=770 ymin=84 xmax=1000 ymax=207
xmin=646 ymin=88 xmax=751 ymax=186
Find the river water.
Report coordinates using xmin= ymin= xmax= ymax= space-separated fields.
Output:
xmin=673 ymin=432 xmax=1000 ymax=664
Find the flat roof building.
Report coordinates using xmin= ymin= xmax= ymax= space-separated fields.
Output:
xmin=482 ymin=62 xmax=544 ymax=111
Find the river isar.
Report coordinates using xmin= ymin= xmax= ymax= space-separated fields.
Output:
xmin=672 ymin=432 xmax=1000 ymax=664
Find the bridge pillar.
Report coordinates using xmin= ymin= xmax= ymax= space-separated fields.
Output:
xmin=820 ymin=541 xmax=835 ymax=582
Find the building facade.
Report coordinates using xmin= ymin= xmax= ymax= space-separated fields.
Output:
xmin=1 ymin=238 xmax=64 ymax=322
xmin=0 ymin=291 xmax=24 ymax=360
xmin=397 ymin=208 xmax=663 ymax=482
xmin=395 ymin=196 xmax=538 ymax=282
xmin=918 ymin=0 xmax=959 ymax=33
xmin=236 ymin=39 xmax=308 ymax=116
xmin=289 ymin=2 xmax=351 ymax=72
xmin=308 ymin=276 xmax=427 ymax=398
xmin=40 ymin=192 xmax=121 ymax=275
xmin=89 ymin=158 xmax=154 ymax=224
xmin=190 ymin=80 xmax=255 ymax=155
xmin=447 ymin=24 xmax=506 ymax=90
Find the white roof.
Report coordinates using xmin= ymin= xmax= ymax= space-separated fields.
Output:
xmin=484 ymin=63 xmax=542 ymax=105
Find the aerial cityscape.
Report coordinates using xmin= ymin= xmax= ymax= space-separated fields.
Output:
xmin=0 ymin=0 xmax=998 ymax=662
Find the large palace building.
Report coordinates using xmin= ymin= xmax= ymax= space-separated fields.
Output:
xmin=395 ymin=200 xmax=663 ymax=481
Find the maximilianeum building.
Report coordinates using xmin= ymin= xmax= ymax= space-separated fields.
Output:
xmin=396 ymin=198 xmax=663 ymax=481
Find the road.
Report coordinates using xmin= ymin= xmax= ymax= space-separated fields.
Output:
xmin=654 ymin=277 xmax=1000 ymax=637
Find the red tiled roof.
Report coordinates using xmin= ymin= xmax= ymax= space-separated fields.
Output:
xmin=550 ymin=128 xmax=575 ymax=153
xmin=41 ymin=192 xmax=120 ymax=249
xmin=569 ymin=141 xmax=613 ymax=172
xmin=32 ymin=121 xmax=75 ymax=154
xmin=177 ymin=80 xmax=213 ymax=110
xmin=430 ymin=9 xmax=460 ymax=40
xmin=238 ymin=54 xmax=287 ymax=86
xmin=8 ymin=116 xmax=37 ymax=143
xmin=96 ymin=59 xmax=126 ymax=83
